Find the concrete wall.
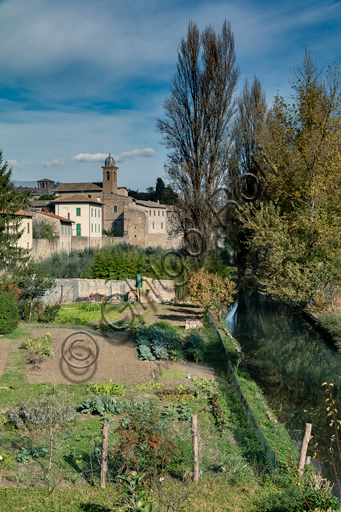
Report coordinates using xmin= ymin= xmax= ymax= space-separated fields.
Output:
xmin=44 ymin=278 xmax=176 ymax=304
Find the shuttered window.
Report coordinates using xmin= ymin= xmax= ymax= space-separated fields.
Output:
xmin=76 ymin=224 xmax=81 ymax=236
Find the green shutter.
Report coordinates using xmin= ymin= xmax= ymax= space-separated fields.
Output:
xmin=68 ymin=225 xmax=70 ymax=234
xmin=76 ymin=208 xmax=81 ymax=216
xmin=61 ymin=225 xmax=64 ymax=234
xmin=76 ymin=224 xmax=81 ymax=236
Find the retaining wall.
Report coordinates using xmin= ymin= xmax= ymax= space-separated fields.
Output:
xmin=43 ymin=278 xmax=176 ymax=304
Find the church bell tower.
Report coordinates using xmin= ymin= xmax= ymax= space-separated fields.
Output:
xmin=102 ymin=154 xmax=118 ymax=195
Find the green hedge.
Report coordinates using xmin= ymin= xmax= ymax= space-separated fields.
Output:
xmin=0 ymin=292 xmax=19 ymax=334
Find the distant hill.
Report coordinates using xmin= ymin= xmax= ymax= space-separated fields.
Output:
xmin=14 ymin=181 xmax=38 ymax=188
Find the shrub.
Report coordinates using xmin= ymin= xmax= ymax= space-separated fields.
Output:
xmin=8 ymin=387 xmax=76 ymax=429
xmin=187 ymin=267 xmax=236 ymax=312
xmin=113 ymin=406 xmax=182 ymax=474
xmin=184 ymin=333 xmax=206 ymax=363
xmin=0 ymin=292 xmax=19 ymax=334
xmin=39 ymin=303 xmax=61 ymax=323
xmin=318 ymin=314 xmax=341 ymax=350
xmin=134 ymin=323 xmax=184 ymax=361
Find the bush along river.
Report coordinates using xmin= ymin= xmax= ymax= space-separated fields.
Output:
xmin=226 ymin=291 xmax=341 ymax=491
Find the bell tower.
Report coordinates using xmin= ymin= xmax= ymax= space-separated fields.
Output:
xmin=102 ymin=154 xmax=118 ymax=195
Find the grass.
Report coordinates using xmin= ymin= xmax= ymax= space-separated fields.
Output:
xmin=158 ymin=368 xmax=185 ymax=379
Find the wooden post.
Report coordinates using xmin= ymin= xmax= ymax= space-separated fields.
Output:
xmin=101 ymin=423 xmax=110 ymax=488
xmin=191 ymin=415 xmax=199 ymax=483
xmin=298 ymin=423 xmax=312 ymax=475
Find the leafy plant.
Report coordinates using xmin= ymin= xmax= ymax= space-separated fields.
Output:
xmin=0 ymin=292 xmax=19 ymax=334
xmin=184 ymin=333 xmax=206 ymax=363
xmin=135 ymin=382 xmax=164 ymax=392
xmin=17 ymin=446 xmax=47 ymax=462
xmin=22 ymin=332 xmax=54 ymax=357
xmin=116 ymin=473 xmax=153 ymax=512
xmin=87 ymin=380 xmax=126 ymax=396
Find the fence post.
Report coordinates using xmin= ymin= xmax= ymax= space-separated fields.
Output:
xmin=191 ymin=415 xmax=199 ymax=483
xmin=101 ymin=423 xmax=110 ymax=488
xmin=299 ymin=423 xmax=312 ymax=476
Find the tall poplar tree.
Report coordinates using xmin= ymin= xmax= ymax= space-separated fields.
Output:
xmin=156 ymin=20 xmax=240 ymax=258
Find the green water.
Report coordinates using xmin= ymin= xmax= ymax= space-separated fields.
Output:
xmin=226 ymin=291 xmax=341 ymax=487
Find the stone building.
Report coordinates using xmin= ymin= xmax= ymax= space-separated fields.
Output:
xmin=53 ymin=155 xmax=181 ymax=249
xmin=33 ymin=211 xmax=74 ymax=253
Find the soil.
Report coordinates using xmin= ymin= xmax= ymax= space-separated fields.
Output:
xmin=22 ymin=304 xmax=217 ymax=386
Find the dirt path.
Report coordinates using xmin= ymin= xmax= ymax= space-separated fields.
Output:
xmin=25 ymin=323 xmax=217 ymax=386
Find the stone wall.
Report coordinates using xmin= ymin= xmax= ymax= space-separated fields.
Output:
xmin=43 ymin=278 xmax=176 ymax=304
xmin=102 ymin=234 xmax=130 ymax=246
xmin=32 ymin=239 xmax=59 ymax=261
xmin=124 ymin=207 xmax=148 ymax=247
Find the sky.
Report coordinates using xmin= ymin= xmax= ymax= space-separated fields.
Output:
xmin=1 ymin=0 xmax=341 ymax=191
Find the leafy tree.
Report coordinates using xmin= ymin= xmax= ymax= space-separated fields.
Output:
xmin=156 ymin=20 xmax=240 ymax=259
xmin=37 ymin=194 xmax=54 ymax=200
xmin=33 ymin=219 xmax=59 ymax=242
xmin=154 ymin=178 xmax=165 ymax=202
xmin=15 ymin=261 xmax=56 ymax=320
xmin=0 ymin=151 xmax=31 ymax=271
xmin=241 ymin=51 xmax=341 ymax=308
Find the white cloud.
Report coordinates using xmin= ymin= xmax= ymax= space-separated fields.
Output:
xmin=116 ymin=148 xmax=156 ymax=162
xmin=41 ymin=158 xmax=65 ymax=167
xmin=70 ymin=148 xmax=156 ymax=163
xmin=70 ymin=153 xmax=107 ymax=163
xmin=7 ymin=158 xmax=32 ymax=168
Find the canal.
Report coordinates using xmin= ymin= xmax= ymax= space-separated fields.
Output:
xmin=226 ymin=291 xmax=341 ymax=488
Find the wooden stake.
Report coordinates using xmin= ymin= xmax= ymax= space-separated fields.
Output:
xmin=191 ymin=415 xmax=199 ymax=483
xmin=299 ymin=423 xmax=312 ymax=476
xmin=101 ymin=423 xmax=110 ymax=488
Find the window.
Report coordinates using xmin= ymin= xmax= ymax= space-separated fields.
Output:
xmin=27 ymin=222 xmax=30 ymax=234
xmin=88 ymin=195 xmax=91 ymax=198
xmin=68 ymin=213 xmax=70 ymax=219
xmin=95 ymin=224 xmax=97 ymax=233
xmin=76 ymin=208 xmax=81 ymax=216
xmin=107 ymin=171 xmax=110 ymax=180
xmin=154 ymin=210 xmax=155 ymax=216
xmin=91 ymin=208 xmax=93 ymax=217
xmin=153 ymin=222 xmax=154 ymax=229
xmin=98 ymin=209 xmax=100 ymax=218
xmin=98 ymin=224 xmax=100 ymax=233
xmin=161 ymin=222 xmax=163 ymax=229
xmin=68 ymin=225 xmax=70 ymax=234
xmin=162 ymin=211 xmax=164 ymax=216
xmin=158 ymin=210 xmax=160 ymax=216
xmin=68 ymin=241 xmax=70 ymax=251
xmin=149 ymin=210 xmax=151 ymax=215
xmin=61 ymin=225 xmax=64 ymax=234
xmin=62 ymin=241 xmax=64 ymax=250
xmin=95 ymin=209 xmax=97 ymax=217
xmin=114 ymin=205 xmax=117 ymax=213
xmin=76 ymin=224 xmax=81 ymax=236
xmin=91 ymin=223 xmax=93 ymax=233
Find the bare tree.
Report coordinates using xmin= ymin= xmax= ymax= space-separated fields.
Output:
xmin=156 ymin=20 xmax=240 ymax=259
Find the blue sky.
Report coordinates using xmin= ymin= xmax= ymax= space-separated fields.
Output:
xmin=1 ymin=0 xmax=341 ymax=191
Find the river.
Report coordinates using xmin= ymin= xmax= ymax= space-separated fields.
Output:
xmin=226 ymin=291 xmax=341 ymax=489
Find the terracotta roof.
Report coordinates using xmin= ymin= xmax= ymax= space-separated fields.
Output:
xmin=133 ymin=199 xmax=166 ymax=209
xmin=52 ymin=194 xmax=105 ymax=205
xmin=37 ymin=178 xmax=54 ymax=183
xmin=0 ymin=209 xmax=33 ymax=217
xmin=54 ymin=182 xmax=102 ymax=192
xmin=35 ymin=211 xmax=74 ymax=223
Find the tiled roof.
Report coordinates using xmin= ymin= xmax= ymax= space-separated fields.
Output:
xmin=37 ymin=178 xmax=54 ymax=183
xmin=0 ymin=209 xmax=33 ymax=217
xmin=52 ymin=194 xmax=105 ymax=205
xmin=54 ymin=182 xmax=102 ymax=192
xmin=35 ymin=211 xmax=74 ymax=223
xmin=133 ymin=199 xmax=166 ymax=208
